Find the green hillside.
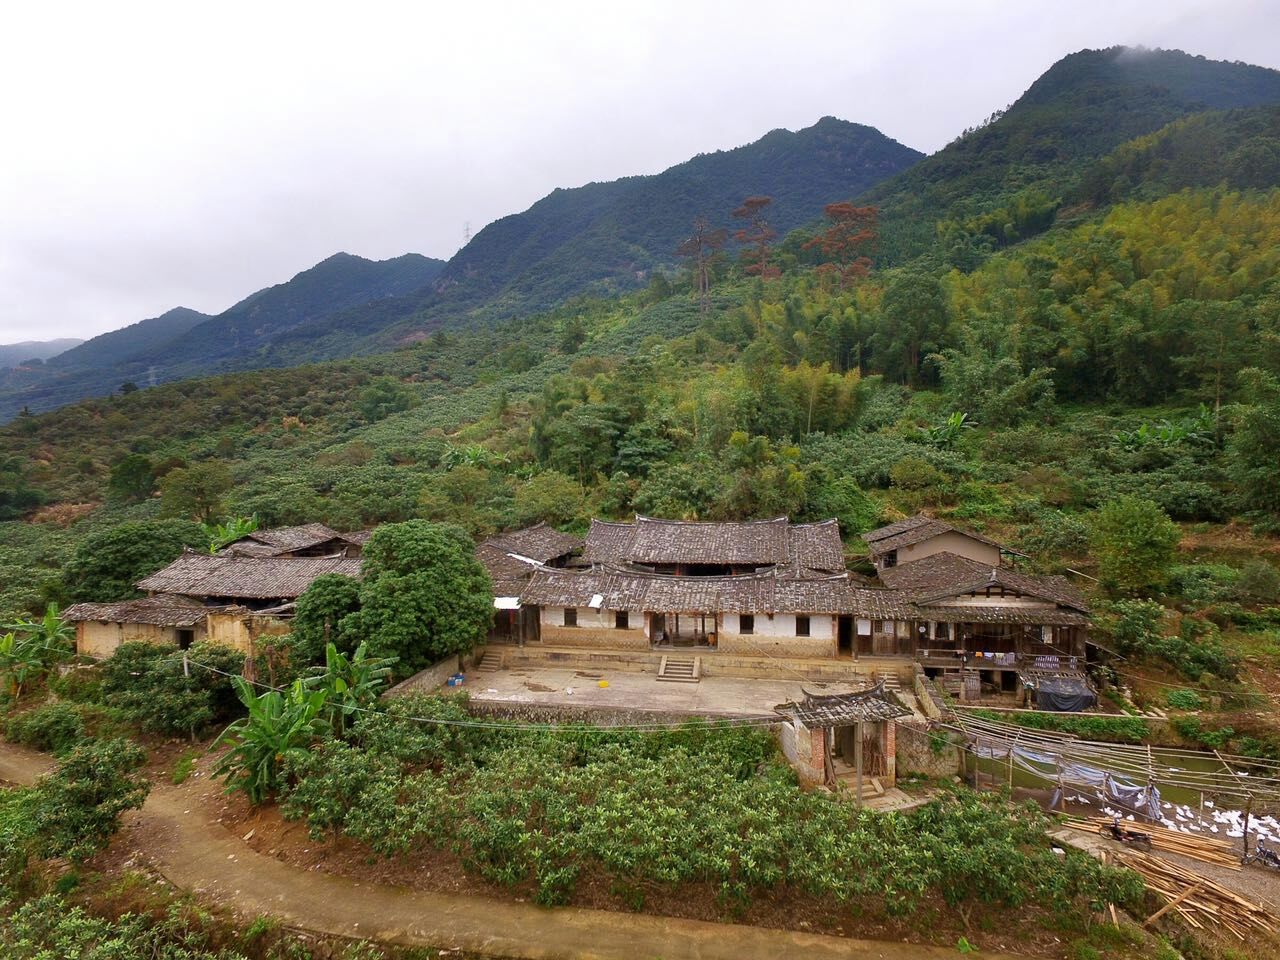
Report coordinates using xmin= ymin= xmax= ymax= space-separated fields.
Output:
xmin=864 ymin=46 xmax=1280 ymax=264
xmin=0 ymin=254 xmax=444 ymax=420
xmin=5 ymin=48 xmax=1280 ymax=754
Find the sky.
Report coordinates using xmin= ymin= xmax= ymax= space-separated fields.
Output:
xmin=2 ymin=0 xmax=1279 ymax=344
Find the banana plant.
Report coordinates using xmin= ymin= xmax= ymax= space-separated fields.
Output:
xmin=0 ymin=604 xmax=74 ymax=699
xmin=202 ymin=515 xmax=260 ymax=554
xmin=304 ymin=641 xmax=397 ymax=737
xmin=917 ymin=411 xmax=974 ymax=449
xmin=214 ymin=677 xmax=329 ymax=804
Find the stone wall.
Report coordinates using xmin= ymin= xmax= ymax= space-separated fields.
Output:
xmin=385 ymin=654 xmax=464 ymax=697
xmin=894 ymin=721 xmax=962 ymax=779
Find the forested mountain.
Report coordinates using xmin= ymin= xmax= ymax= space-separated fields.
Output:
xmin=428 ymin=119 xmax=921 ymax=311
xmin=864 ymin=46 xmax=1280 ymax=263
xmin=0 ymin=254 xmax=445 ymax=420
xmin=216 ymin=118 xmax=925 ymax=367
xmin=0 ymin=338 xmax=83 ymax=368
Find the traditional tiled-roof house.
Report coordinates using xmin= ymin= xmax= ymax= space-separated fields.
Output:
xmin=475 ymin=523 xmax=583 ymax=642
xmin=863 ymin=514 xmax=1013 ymax=571
xmin=62 ymin=595 xmax=226 ymax=657
xmin=516 ymin=516 xmax=857 ymax=657
xmin=137 ymin=552 xmax=362 ymax=608
xmin=218 ymin=523 xmax=365 ymax=558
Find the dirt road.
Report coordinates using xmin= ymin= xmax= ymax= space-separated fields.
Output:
xmin=0 ymin=741 xmax=1030 ymax=960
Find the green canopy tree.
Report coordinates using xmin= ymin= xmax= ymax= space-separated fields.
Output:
xmin=159 ymin=462 xmax=232 ymax=523
xmin=1090 ymin=496 xmax=1181 ymax=596
xmin=62 ymin=520 xmax=207 ymax=603
xmin=1227 ymin=368 xmax=1280 ymax=517
xmin=342 ymin=521 xmax=493 ymax=676
xmin=290 ymin=573 xmax=364 ymax=661
xmin=106 ymin=453 xmax=157 ymax=502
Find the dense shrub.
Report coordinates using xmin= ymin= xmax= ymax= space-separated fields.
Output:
xmin=5 ymin=702 xmax=86 ymax=754
xmin=970 ymin=709 xmax=1150 ymax=744
xmin=1167 ymin=563 xmax=1239 ymax=607
xmin=28 ymin=737 xmax=149 ymax=862
xmin=1165 ymin=689 xmax=1203 ymax=711
xmin=99 ymin=641 xmax=246 ymax=737
xmin=281 ymin=698 xmax=1141 ymax=918
xmin=1095 ymin=600 xmax=1239 ymax=681
xmin=1235 ymin=559 xmax=1280 ymax=604
xmin=61 ymin=520 xmax=206 ymax=603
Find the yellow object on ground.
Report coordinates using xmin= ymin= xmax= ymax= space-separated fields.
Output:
xmin=598 ymin=680 xmax=609 ymax=688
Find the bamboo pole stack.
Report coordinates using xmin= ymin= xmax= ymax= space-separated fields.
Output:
xmin=1065 ymin=816 xmax=1242 ymax=869
xmin=1115 ymin=851 xmax=1274 ymax=941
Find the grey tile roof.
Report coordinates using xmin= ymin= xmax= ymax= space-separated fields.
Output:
xmin=480 ymin=523 xmax=582 ymax=564
xmin=777 ymin=682 xmax=911 ymax=725
xmin=522 ymin=568 xmax=879 ymax=616
xmin=222 ymin=523 xmax=364 ymax=557
xmin=582 ymin=515 xmax=844 ymax=573
xmin=878 ymin=552 xmax=1088 ymax=613
xmin=137 ymin=553 xmax=362 ymax=600
xmin=63 ymin=594 xmax=212 ymax=627
xmin=863 ymin=514 xmax=1004 ymax=557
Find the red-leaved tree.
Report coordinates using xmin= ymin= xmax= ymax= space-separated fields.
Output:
xmin=732 ymin=196 xmax=780 ymax=279
xmin=804 ymin=202 xmax=878 ymax=288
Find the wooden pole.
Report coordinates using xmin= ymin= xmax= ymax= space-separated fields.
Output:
xmin=855 ymin=722 xmax=864 ymax=809
xmin=1243 ymin=795 xmax=1253 ymax=864
xmin=1144 ymin=882 xmax=1203 ymax=927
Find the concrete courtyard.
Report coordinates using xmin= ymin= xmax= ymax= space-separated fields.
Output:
xmin=460 ymin=663 xmax=888 ymax=719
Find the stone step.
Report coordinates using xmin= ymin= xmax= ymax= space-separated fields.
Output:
xmin=477 ymin=650 xmax=504 ymax=673
xmin=657 ymin=655 xmax=701 ymax=683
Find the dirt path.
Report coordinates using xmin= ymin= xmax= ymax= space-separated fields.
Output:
xmin=0 ymin=741 xmax=1031 ymax=960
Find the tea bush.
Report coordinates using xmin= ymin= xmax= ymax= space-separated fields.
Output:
xmin=5 ymin=702 xmax=86 ymax=754
xmin=99 ymin=641 xmax=247 ymax=738
xmin=281 ymin=697 xmax=1141 ymax=919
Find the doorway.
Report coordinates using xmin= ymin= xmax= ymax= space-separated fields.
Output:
xmin=838 ymin=616 xmax=853 ymax=656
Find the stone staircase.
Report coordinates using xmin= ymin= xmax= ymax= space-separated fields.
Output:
xmin=476 ymin=649 xmax=505 ymax=673
xmin=657 ymin=655 xmax=701 ymax=683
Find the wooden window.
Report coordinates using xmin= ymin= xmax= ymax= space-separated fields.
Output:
xmin=615 ymin=610 xmax=629 ymax=630
xmin=883 ymin=550 xmax=897 ymax=568
xmin=935 ymin=621 xmax=950 ymax=641
xmin=795 ymin=615 xmax=811 ymax=637
xmin=740 ymin=614 xmax=755 ymax=634
xmin=563 ymin=607 xmax=577 ymax=627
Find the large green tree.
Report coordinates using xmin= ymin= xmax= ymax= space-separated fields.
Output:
xmin=342 ymin=521 xmax=493 ymax=676
xmin=1089 ymin=496 xmax=1181 ymax=595
xmin=1227 ymin=368 xmax=1280 ymax=517
xmin=62 ymin=520 xmax=206 ymax=603
xmin=159 ymin=462 xmax=232 ymax=523
xmin=106 ymin=453 xmax=157 ymax=503
xmin=290 ymin=573 xmax=364 ymax=661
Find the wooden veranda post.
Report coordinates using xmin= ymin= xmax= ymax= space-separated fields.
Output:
xmin=854 ymin=721 xmax=864 ymax=809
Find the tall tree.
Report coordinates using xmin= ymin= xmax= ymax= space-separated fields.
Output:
xmin=159 ymin=462 xmax=232 ymax=523
xmin=1089 ymin=496 xmax=1180 ymax=596
xmin=676 ymin=217 xmax=728 ymax=314
xmin=732 ymin=196 xmax=779 ymax=280
xmin=874 ymin=268 xmax=950 ymax=384
xmin=803 ymin=202 xmax=878 ymax=287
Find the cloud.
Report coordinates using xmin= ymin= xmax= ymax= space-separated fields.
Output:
xmin=1 ymin=0 xmax=1278 ymax=342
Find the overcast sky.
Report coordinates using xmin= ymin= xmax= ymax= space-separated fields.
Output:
xmin=2 ymin=0 xmax=1279 ymax=343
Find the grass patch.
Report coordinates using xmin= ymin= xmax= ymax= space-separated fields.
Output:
xmin=171 ymin=750 xmax=200 ymax=786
